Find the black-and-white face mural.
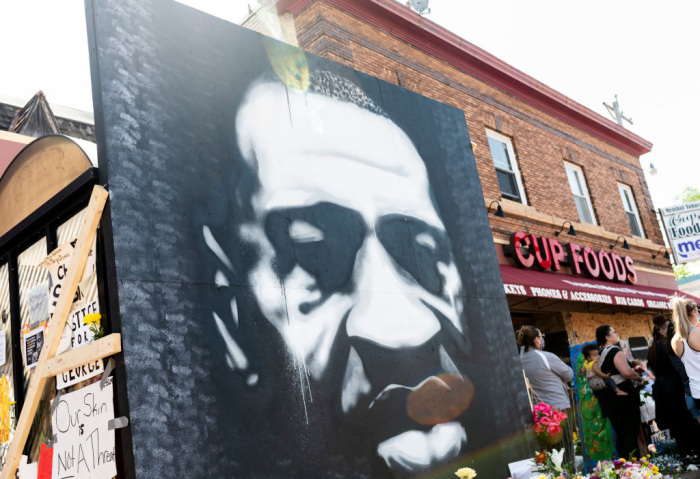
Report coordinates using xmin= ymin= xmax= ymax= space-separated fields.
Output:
xmin=87 ymin=1 xmax=532 ymax=477
xmin=204 ymin=71 xmax=472 ymax=475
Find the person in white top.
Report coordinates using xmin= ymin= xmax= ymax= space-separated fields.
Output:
xmin=670 ymin=296 xmax=700 ymax=411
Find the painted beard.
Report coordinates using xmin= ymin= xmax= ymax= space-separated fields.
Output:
xmin=312 ymin=308 xmax=474 ymax=476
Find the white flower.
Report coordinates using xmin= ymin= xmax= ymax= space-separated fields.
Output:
xmin=688 ymin=464 xmax=699 ymax=471
xmin=550 ymin=448 xmax=564 ymax=473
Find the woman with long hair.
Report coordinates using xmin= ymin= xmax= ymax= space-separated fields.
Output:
xmin=649 ymin=314 xmax=700 ymax=456
xmin=517 ymin=325 xmax=574 ymax=465
xmin=596 ymin=325 xmax=642 ymax=459
xmin=670 ymin=296 xmax=700 ymax=410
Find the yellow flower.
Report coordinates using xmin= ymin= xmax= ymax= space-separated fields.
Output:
xmin=454 ymin=467 xmax=477 ymax=479
xmin=83 ymin=313 xmax=102 ymax=325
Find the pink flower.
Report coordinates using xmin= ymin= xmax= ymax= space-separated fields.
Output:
xmin=547 ymin=424 xmax=561 ymax=435
xmin=539 ymin=417 xmax=551 ymax=426
xmin=534 ymin=423 xmax=544 ymax=434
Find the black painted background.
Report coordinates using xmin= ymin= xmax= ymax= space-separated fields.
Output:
xmin=86 ymin=0 xmax=534 ymax=477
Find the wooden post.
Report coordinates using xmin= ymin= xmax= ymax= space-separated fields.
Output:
xmin=0 ymin=185 xmax=109 ymax=479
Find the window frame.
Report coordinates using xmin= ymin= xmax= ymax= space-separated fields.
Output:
xmin=618 ymin=183 xmax=645 ymax=238
xmin=564 ymin=161 xmax=597 ymax=225
xmin=485 ymin=129 xmax=528 ymax=205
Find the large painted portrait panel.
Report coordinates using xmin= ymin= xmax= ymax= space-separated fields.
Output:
xmin=87 ymin=1 xmax=532 ymax=477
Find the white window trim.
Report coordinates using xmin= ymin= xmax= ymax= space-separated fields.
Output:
xmin=618 ymin=183 xmax=645 ymax=238
xmin=486 ymin=129 xmax=528 ymax=205
xmin=564 ymin=161 xmax=597 ymax=225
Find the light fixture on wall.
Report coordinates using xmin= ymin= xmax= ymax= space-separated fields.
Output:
xmin=487 ymin=200 xmax=506 ymax=218
xmin=554 ymin=220 xmax=577 ymax=237
xmin=652 ymin=247 xmax=670 ymax=260
xmin=610 ymin=236 xmax=630 ymax=250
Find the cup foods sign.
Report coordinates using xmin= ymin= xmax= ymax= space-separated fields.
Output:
xmin=508 ymin=231 xmax=637 ymax=284
xmin=660 ymin=201 xmax=700 ymax=264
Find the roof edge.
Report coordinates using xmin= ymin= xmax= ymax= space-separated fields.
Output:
xmin=277 ymin=0 xmax=653 ymax=157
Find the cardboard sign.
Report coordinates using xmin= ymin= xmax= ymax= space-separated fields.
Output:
xmin=27 ymin=282 xmax=49 ymax=328
xmin=51 ymin=377 xmax=116 ymax=479
xmin=56 ymin=272 xmax=103 ymax=390
xmin=0 ymin=374 xmax=10 ymax=443
xmin=40 ymin=237 xmax=96 ymax=318
xmin=23 ymin=326 xmax=45 ymax=372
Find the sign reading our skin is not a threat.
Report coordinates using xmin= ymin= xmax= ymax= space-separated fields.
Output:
xmin=660 ymin=201 xmax=700 ymax=264
xmin=51 ymin=377 xmax=116 ymax=479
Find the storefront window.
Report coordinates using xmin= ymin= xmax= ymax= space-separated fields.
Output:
xmin=17 ymin=238 xmax=48 ymax=390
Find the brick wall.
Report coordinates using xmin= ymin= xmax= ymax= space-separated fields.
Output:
xmin=260 ymin=1 xmax=670 ymax=274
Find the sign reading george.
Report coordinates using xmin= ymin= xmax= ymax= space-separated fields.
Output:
xmin=508 ymin=231 xmax=637 ymax=284
xmin=659 ymin=201 xmax=700 ymax=264
xmin=51 ymin=377 xmax=116 ymax=479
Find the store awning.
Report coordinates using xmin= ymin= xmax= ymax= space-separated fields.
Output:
xmin=500 ymin=264 xmax=699 ymax=310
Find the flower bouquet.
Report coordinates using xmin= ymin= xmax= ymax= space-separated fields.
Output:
xmin=533 ymin=402 xmax=567 ymax=446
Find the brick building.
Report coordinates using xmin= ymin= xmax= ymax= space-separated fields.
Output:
xmin=245 ymin=0 xmax=685 ymax=359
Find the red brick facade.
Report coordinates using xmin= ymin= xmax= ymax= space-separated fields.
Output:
xmin=244 ymin=0 xmax=674 ymax=344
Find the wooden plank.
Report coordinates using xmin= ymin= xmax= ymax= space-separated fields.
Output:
xmin=44 ymin=334 xmax=122 ymax=378
xmin=0 ymin=185 xmax=108 ymax=479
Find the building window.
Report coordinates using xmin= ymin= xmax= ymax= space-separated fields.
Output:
xmin=564 ymin=162 xmax=596 ymax=225
xmin=618 ymin=183 xmax=644 ymax=238
xmin=486 ymin=130 xmax=527 ymax=204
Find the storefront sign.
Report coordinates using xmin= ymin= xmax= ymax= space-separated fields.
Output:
xmin=51 ymin=377 xmax=116 ymax=479
xmin=659 ymin=201 xmax=700 ymax=264
xmin=508 ymin=231 xmax=637 ymax=284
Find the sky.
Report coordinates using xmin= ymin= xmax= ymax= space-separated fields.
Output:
xmin=1 ymin=0 xmax=699 ymax=212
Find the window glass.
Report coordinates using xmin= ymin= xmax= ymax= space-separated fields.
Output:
xmin=486 ymin=130 xmax=527 ymax=204
xmin=618 ymin=184 xmax=644 ymax=238
xmin=17 ymin=237 xmax=48 ymax=389
xmin=564 ymin=162 xmax=596 ymax=225
xmin=57 ymin=208 xmax=86 ymax=247
xmin=487 ymin=137 xmax=512 ymax=171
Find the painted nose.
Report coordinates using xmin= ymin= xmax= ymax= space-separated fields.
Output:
xmin=346 ymin=236 xmax=440 ymax=348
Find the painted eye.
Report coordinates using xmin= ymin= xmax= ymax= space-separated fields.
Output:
xmin=289 ymin=220 xmax=325 ymax=243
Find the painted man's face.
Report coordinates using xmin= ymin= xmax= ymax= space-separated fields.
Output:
xmin=233 ymin=81 xmax=473 ymax=473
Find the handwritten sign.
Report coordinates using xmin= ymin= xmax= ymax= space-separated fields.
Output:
xmin=40 ymin=239 xmax=102 ymax=390
xmin=56 ymin=272 xmax=103 ymax=390
xmin=40 ymin=237 xmax=96 ymax=318
xmin=27 ymin=282 xmax=49 ymax=328
xmin=51 ymin=377 xmax=116 ymax=479
xmin=23 ymin=326 xmax=45 ymax=372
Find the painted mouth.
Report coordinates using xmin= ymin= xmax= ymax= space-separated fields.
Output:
xmin=377 ymin=422 xmax=467 ymax=473
xmin=340 ymin=342 xmax=474 ymax=471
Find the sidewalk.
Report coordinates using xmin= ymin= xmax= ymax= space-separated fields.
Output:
xmin=680 ymin=472 xmax=700 ymax=478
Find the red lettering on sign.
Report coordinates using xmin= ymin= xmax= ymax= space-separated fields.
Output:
xmin=567 ymin=243 xmax=584 ymax=275
xmin=582 ymin=246 xmax=600 ymax=278
xmin=598 ymin=250 xmax=615 ymax=281
xmin=511 ymin=232 xmax=535 ymax=268
xmin=611 ymin=253 xmax=626 ymax=282
xmin=548 ymin=238 xmax=565 ymax=271
xmin=625 ymin=255 xmax=638 ymax=284
xmin=529 ymin=234 xmax=552 ymax=270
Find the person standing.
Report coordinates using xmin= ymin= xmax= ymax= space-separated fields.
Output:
xmin=649 ymin=314 xmax=700 ymax=457
xmin=596 ymin=325 xmax=642 ymax=459
xmin=517 ymin=325 xmax=574 ymax=465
